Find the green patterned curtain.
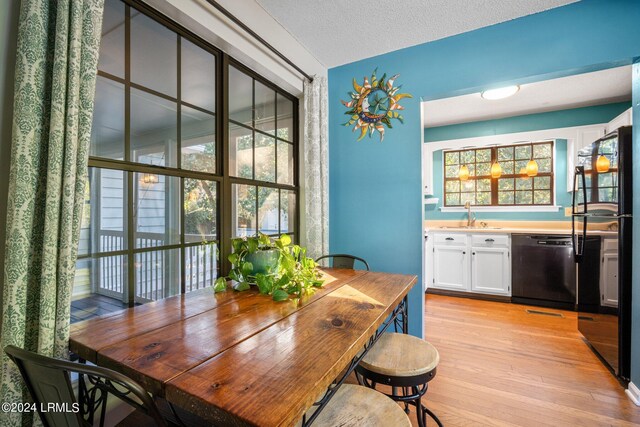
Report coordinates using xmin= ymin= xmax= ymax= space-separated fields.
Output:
xmin=0 ymin=0 xmax=104 ymax=424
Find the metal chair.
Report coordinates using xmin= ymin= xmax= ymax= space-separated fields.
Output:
xmin=4 ymin=345 xmax=167 ymax=427
xmin=315 ymin=254 xmax=370 ymax=270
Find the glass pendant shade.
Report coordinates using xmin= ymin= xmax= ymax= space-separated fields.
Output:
xmin=458 ymin=165 xmax=470 ymax=181
xmin=490 ymin=161 xmax=502 ymax=179
xmin=526 ymin=159 xmax=538 ymax=177
xmin=596 ymin=155 xmax=610 ymax=173
xmin=141 ymin=173 xmax=159 ymax=184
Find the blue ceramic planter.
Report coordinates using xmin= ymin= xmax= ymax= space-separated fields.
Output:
xmin=245 ymin=249 xmax=280 ymax=276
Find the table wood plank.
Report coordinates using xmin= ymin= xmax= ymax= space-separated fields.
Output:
xmin=69 ymin=286 xmax=257 ymax=362
xmin=92 ymin=269 xmax=367 ymax=394
xmin=165 ymin=272 xmax=416 ymax=427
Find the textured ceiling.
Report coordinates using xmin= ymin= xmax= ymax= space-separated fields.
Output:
xmin=255 ymin=0 xmax=578 ymax=68
xmin=423 ymin=65 xmax=632 ymax=127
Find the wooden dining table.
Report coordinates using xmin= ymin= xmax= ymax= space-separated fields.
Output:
xmin=69 ymin=268 xmax=417 ymax=426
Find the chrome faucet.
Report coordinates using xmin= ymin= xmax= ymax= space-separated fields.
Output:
xmin=465 ymin=201 xmax=476 ymax=228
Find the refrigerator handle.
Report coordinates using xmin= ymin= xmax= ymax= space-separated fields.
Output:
xmin=572 ymin=214 xmax=586 ymax=263
xmin=572 ymin=166 xmax=587 ymax=215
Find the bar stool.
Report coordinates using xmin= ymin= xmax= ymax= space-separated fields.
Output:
xmin=356 ymin=333 xmax=443 ymax=427
xmin=304 ymin=384 xmax=411 ymax=427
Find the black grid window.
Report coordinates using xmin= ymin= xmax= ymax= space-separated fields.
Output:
xmin=443 ymin=141 xmax=554 ymax=207
xmin=72 ymin=0 xmax=298 ymax=318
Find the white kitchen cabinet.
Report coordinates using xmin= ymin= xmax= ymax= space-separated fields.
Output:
xmin=433 ymin=246 xmax=469 ymax=291
xmin=428 ymin=231 xmax=510 ymax=296
xmin=600 ymin=238 xmax=619 ymax=308
xmin=606 ymin=107 xmax=632 ymax=134
xmin=471 ymin=247 xmax=510 ymax=296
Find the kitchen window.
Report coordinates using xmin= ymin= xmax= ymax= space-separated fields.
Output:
xmin=443 ymin=141 xmax=554 ymax=207
xmin=72 ymin=0 xmax=298 ymax=321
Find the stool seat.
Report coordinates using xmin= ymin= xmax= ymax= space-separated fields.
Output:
xmin=309 ymin=384 xmax=410 ymax=427
xmin=360 ymin=333 xmax=439 ymax=377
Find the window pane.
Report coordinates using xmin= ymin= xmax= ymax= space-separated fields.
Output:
xmin=445 ymin=180 xmax=460 ymax=193
xmin=229 ymin=66 xmax=252 ymax=126
xmin=83 ymin=168 xmax=127 ymax=254
xmin=501 ymin=161 xmax=514 ymax=175
xmin=445 ymin=152 xmax=459 ymax=165
xmin=516 ymin=191 xmax=533 ymax=205
xmin=476 ymin=149 xmax=491 ymax=162
xmin=131 ymin=12 xmax=177 ymax=96
xmin=537 ymin=158 xmax=552 ymax=173
xmin=477 ymin=179 xmax=491 ymax=192
xmin=280 ymin=190 xmax=296 ymax=234
xmin=515 ymin=145 xmax=531 ymax=160
xmin=135 ymin=248 xmax=181 ymax=301
xmin=515 ymin=160 xmax=529 ymax=175
xmin=72 ymin=256 xmax=128 ymax=323
xmin=185 ymin=243 xmax=218 ymax=292
xmin=498 ymin=178 xmax=514 ymax=191
xmin=258 ymin=187 xmax=278 ymax=235
xmin=467 ymin=164 xmax=476 ymax=177
xmin=534 ymin=190 xmax=552 ymax=204
xmin=460 ymin=192 xmax=475 ymax=205
xmin=516 ymin=177 xmax=533 ymax=190
xmin=233 ymin=184 xmax=256 ymax=237
xmin=131 ymin=89 xmax=177 ymax=167
xmin=498 ymin=147 xmax=513 ymax=161
xmin=461 ymin=150 xmax=475 ymax=164
xmin=533 ymin=143 xmax=552 ymax=158
xmin=98 ymin=0 xmax=125 ymax=78
xmin=135 ymin=173 xmax=180 ymax=248
xmin=277 ymin=141 xmax=294 ymax=185
xmin=229 ymin=124 xmax=253 ymax=179
xmin=255 ymin=81 xmax=276 ymax=135
xmin=476 ymin=192 xmax=491 ymax=205
xmin=445 ymin=193 xmax=460 ymax=205
xmin=181 ymin=38 xmax=216 ymax=112
xmin=534 ymin=176 xmax=551 ymax=190
xmin=476 ymin=162 xmax=490 ymax=176
xmin=445 ymin=165 xmax=459 ymax=179
xmin=498 ymin=192 xmax=514 ymax=205
xmin=184 ymin=179 xmax=217 ymax=243
xmin=181 ymin=106 xmax=215 ymax=173
xmin=91 ymin=77 xmax=125 ymax=160
xmin=277 ymin=94 xmax=293 ymax=142
xmin=255 ymin=134 xmax=276 ymax=182
xmin=461 ymin=180 xmax=475 ymax=193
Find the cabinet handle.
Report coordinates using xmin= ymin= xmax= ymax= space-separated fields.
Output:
xmin=445 ymin=237 xmax=454 ymax=241
xmin=485 ymin=238 xmax=495 ymax=242
xmin=472 ymin=252 xmax=476 ymax=255
xmin=462 ymin=251 xmax=466 ymax=255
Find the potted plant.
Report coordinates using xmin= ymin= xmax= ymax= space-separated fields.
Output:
xmin=214 ymin=233 xmax=324 ymax=301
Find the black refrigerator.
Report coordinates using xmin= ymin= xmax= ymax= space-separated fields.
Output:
xmin=572 ymin=126 xmax=632 ymax=385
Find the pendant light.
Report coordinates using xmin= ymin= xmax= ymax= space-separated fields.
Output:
xmin=596 ymin=154 xmax=611 ymax=173
xmin=490 ymin=161 xmax=502 ymax=179
xmin=141 ymin=173 xmax=159 ymax=184
xmin=525 ymin=143 xmax=538 ymax=177
xmin=458 ymin=164 xmax=470 ymax=181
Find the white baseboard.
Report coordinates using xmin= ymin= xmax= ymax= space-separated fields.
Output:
xmin=626 ymin=381 xmax=640 ymax=406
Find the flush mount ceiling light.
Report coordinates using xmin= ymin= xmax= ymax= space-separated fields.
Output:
xmin=481 ymin=85 xmax=520 ymax=100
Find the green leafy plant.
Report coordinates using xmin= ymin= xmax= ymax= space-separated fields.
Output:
xmin=214 ymin=233 xmax=324 ymax=301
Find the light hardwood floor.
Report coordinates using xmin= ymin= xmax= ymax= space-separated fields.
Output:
xmin=418 ymin=294 xmax=640 ymax=426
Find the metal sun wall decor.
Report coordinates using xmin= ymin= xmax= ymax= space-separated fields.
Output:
xmin=341 ymin=69 xmax=412 ymax=142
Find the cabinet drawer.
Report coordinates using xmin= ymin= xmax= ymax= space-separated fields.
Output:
xmin=602 ymin=238 xmax=617 ymax=253
xmin=471 ymin=234 xmax=509 ymax=247
xmin=433 ymin=233 xmax=467 ymax=246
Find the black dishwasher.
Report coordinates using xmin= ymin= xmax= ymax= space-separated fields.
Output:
xmin=511 ymin=234 xmax=576 ymax=310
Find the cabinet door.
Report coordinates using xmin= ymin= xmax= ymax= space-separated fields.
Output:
xmin=471 ymin=247 xmax=511 ymax=295
xmin=433 ymin=246 xmax=468 ymax=291
xmin=601 ymin=253 xmax=618 ymax=307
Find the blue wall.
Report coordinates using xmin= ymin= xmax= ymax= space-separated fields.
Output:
xmin=631 ymin=61 xmax=640 ymax=389
xmin=426 ymin=140 xmax=571 ymax=222
xmin=424 ymin=102 xmax=630 ymax=143
xmin=328 ymin=0 xmax=640 ymax=339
